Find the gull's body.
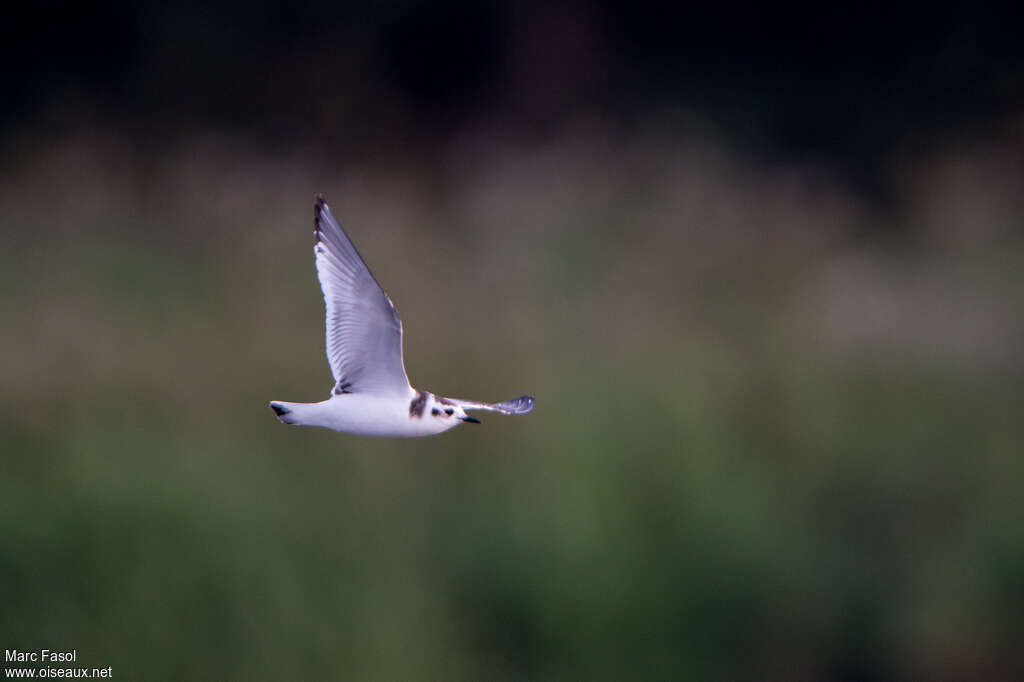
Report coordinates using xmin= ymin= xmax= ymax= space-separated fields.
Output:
xmin=269 ymin=195 xmax=534 ymax=437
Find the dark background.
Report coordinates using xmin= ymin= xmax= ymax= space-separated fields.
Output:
xmin=5 ymin=2 xmax=1024 ymax=186
xmin=2 ymin=2 xmax=1024 ymax=680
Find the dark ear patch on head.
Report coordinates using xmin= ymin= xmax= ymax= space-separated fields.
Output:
xmin=431 ymin=408 xmax=441 ymax=416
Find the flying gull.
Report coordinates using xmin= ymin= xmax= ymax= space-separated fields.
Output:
xmin=269 ymin=195 xmax=535 ymax=437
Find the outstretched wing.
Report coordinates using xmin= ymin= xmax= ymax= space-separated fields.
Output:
xmin=313 ymin=195 xmax=411 ymax=397
xmin=448 ymin=395 xmax=535 ymax=415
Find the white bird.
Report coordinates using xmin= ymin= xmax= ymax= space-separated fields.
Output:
xmin=269 ymin=195 xmax=535 ymax=437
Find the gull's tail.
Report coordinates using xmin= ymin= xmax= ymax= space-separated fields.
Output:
xmin=269 ymin=400 xmax=305 ymax=425
xmin=269 ymin=399 xmax=341 ymax=430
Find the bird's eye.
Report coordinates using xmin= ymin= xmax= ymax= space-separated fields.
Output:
xmin=444 ymin=407 xmax=454 ymax=416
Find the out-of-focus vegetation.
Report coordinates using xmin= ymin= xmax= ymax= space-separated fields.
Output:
xmin=2 ymin=122 xmax=1023 ymax=679
xmin=4 ymin=1 xmax=1024 ymax=678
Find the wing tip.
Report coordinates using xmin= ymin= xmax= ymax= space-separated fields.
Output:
xmin=313 ymin=193 xmax=326 ymax=243
xmin=500 ymin=395 xmax=536 ymax=415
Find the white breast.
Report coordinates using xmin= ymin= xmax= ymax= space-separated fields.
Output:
xmin=309 ymin=393 xmax=457 ymax=437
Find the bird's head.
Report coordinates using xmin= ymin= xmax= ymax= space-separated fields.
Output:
xmin=430 ymin=397 xmax=479 ymax=424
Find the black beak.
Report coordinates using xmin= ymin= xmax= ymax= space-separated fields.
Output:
xmin=461 ymin=416 xmax=481 ymax=424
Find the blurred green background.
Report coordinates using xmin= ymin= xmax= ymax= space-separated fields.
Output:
xmin=3 ymin=3 xmax=1024 ymax=680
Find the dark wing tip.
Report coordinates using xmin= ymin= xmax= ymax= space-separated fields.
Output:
xmin=498 ymin=395 xmax=535 ymax=415
xmin=313 ymin=193 xmax=327 ymax=243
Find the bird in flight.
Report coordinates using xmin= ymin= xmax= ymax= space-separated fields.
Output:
xmin=269 ymin=195 xmax=535 ymax=437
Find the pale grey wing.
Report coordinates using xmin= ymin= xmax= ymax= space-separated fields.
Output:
xmin=314 ymin=195 xmax=411 ymax=397
xmin=448 ymin=395 xmax=535 ymax=415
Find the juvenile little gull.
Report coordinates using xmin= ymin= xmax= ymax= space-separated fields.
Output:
xmin=269 ymin=195 xmax=535 ymax=437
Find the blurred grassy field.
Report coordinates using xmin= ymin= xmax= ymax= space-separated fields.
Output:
xmin=2 ymin=126 xmax=1023 ymax=680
